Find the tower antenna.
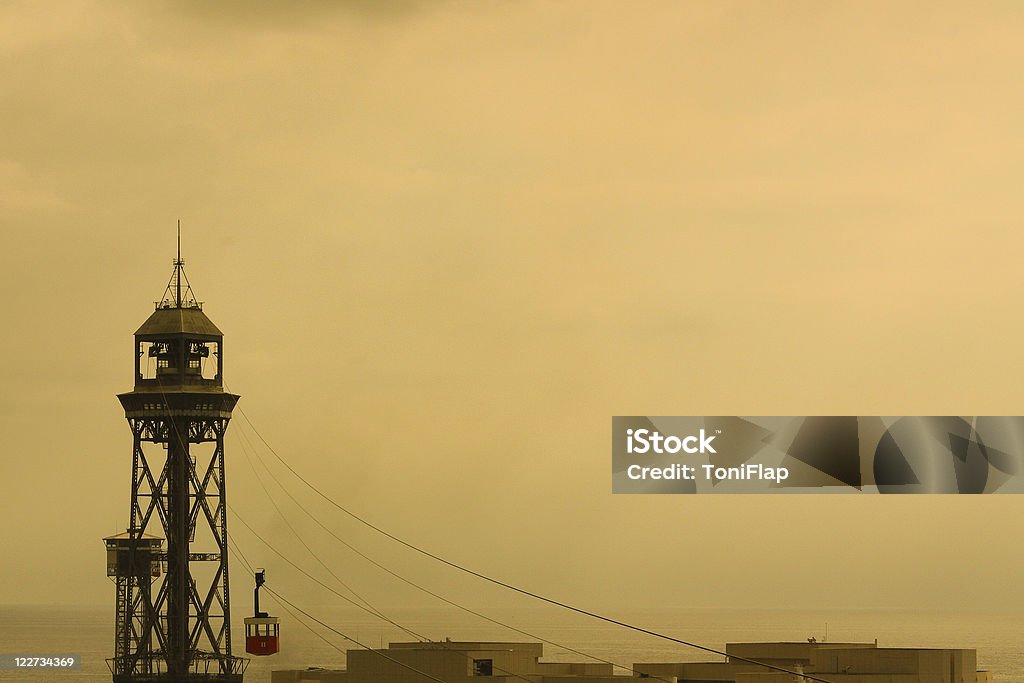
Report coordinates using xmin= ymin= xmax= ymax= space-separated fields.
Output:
xmin=175 ymin=219 xmax=182 ymax=308
xmin=158 ymin=219 xmax=200 ymax=309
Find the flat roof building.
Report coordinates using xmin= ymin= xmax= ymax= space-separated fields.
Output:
xmin=272 ymin=640 xmax=992 ymax=683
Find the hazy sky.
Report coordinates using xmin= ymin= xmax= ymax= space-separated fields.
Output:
xmin=3 ymin=1 xmax=1024 ymax=619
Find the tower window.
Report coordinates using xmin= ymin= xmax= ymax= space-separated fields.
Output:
xmin=473 ymin=659 xmax=493 ymax=677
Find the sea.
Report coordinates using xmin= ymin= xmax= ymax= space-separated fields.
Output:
xmin=1 ymin=606 xmax=1020 ymax=683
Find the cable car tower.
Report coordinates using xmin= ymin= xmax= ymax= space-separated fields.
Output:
xmin=105 ymin=225 xmax=246 ymax=682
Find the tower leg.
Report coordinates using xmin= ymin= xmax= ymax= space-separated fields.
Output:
xmin=167 ymin=415 xmax=191 ymax=678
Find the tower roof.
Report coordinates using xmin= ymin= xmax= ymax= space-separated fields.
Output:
xmin=135 ymin=307 xmax=223 ymax=337
xmin=135 ymin=221 xmax=222 ymax=336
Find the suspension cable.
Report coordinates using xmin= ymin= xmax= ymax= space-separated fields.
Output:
xmin=232 ymin=426 xmax=420 ymax=640
xmin=232 ymin=401 xmax=836 ymax=683
xmin=233 ymin=415 xmax=664 ymax=679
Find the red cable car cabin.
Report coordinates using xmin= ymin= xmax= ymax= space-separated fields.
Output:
xmin=244 ymin=617 xmax=280 ymax=656
xmin=244 ymin=569 xmax=280 ymax=656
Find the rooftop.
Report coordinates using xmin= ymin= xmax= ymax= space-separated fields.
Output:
xmin=135 ymin=306 xmax=223 ymax=337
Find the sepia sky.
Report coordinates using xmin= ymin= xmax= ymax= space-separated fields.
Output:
xmin=3 ymin=1 xmax=1024 ymax=616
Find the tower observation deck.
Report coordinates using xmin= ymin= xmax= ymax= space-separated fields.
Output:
xmin=106 ymin=228 xmax=245 ymax=682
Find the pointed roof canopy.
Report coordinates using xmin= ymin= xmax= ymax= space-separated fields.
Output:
xmin=135 ymin=307 xmax=223 ymax=337
xmin=134 ymin=221 xmax=223 ymax=337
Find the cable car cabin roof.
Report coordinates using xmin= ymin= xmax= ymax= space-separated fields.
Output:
xmin=135 ymin=306 xmax=223 ymax=338
xmin=244 ymin=617 xmax=279 ymax=624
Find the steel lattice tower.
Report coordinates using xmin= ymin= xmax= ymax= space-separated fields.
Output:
xmin=105 ymin=228 xmax=246 ymax=682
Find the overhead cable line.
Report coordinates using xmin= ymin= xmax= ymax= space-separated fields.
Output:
xmin=231 ymin=414 xmax=665 ymax=680
xmin=231 ymin=401 xmax=836 ymax=683
xmin=228 ymin=505 xmax=428 ymax=642
xmin=231 ymin=426 xmax=422 ymax=641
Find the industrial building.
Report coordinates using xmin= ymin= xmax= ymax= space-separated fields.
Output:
xmin=271 ymin=639 xmax=992 ymax=683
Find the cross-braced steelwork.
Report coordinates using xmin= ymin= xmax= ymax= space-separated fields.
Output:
xmin=106 ymin=229 xmax=246 ymax=682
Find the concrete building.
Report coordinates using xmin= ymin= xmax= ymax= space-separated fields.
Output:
xmin=272 ymin=640 xmax=992 ymax=683
xmin=635 ymin=642 xmax=877 ymax=683
xmin=272 ymin=641 xmax=547 ymax=683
